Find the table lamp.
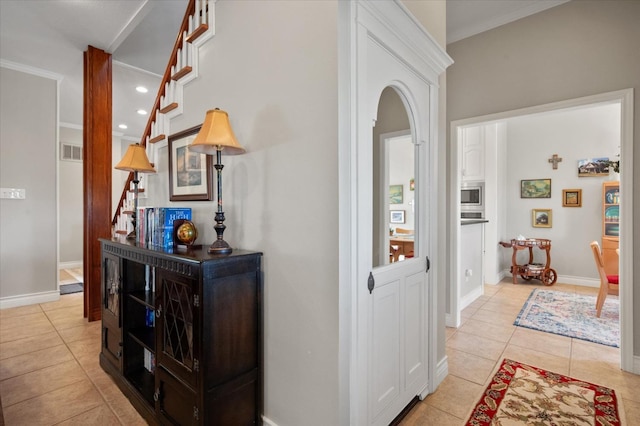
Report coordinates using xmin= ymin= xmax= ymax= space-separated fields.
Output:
xmin=188 ymin=108 xmax=245 ymax=254
xmin=115 ymin=143 xmax=156 ymax=239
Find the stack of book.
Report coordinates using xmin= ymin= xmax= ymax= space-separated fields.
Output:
xmin=136 ymin=207 xmax=192 ymax=248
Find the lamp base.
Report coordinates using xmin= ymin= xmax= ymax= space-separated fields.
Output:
xmin=208 ymin=239 xmax=232 ymax=255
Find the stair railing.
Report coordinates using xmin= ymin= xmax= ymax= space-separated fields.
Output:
xmin=112 ymin=0 xmax=212 ymax=228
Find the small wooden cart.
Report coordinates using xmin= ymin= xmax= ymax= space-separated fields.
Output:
xmin=499 ymin=238 xmax=557 ymax=285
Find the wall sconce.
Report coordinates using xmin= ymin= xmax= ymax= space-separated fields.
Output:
xmin=189 ymin=108 xmax=245 ymax=254
xmin=115 ymin=143 xmax=156 ymax=239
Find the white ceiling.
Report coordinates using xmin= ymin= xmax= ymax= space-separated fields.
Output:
xmin=0 ymin=0 xmax=568 ymax=142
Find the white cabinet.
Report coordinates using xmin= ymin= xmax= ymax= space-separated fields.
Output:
xmin=462 ymin=126 xmax=485 ymax=181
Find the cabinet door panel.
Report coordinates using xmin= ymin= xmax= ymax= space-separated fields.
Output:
xmin=157 ymin=269 xmax=199 ymax=388
xmin=156 ymin=367 xmax=198 ymax=426
xmin=103 ymin=253 xmax=120 ymax=325
xmin=102 ymin=320 xmax=122 ymax=370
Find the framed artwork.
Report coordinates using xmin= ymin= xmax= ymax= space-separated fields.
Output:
xmin=562 ymin=189 xmax=582 ymax=207
xmin=409 ymin=178 xmax=415 ymax=191
xmin=532 ymin=209 xmax=552 ymax=228
xmin=521 ymin=179 xmax=551 ymax=198
xmin=578 ymin=157 xmax=610 ymax=177
xmin=168 ymin=125 xmax=213 ymax=201
xmin=390 ymin=210 xmax=405 ymax=224
xmin=389 ymin=184 xmax=403 ymax=204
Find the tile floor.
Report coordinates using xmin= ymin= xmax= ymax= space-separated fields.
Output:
xmin=400 ymin=280 xmax=640 ymax=425
xmin=1 ymin=280 xmax=639 ymax=425
xmin=0 ymin=292 xmax=146 ymax=425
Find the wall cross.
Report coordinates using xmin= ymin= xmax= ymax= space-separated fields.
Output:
xmin=548 ymin=154 xmax=563 ymax=169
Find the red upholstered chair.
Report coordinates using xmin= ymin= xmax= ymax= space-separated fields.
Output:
xmin=590 ymin=241 xmax=619 ymax=317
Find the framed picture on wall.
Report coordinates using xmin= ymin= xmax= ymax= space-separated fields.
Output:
xmin=562 ymin=189 xmax=582 ymax=207
xmin=168 ymin=125 xmax=213 ymax=201
xmin=389 ymin=185 xmax=403 ymax=204
xmin=521 ymin=179 xmax=551 ymax=198
xmin=532 ymin=208 xmax=552 ymax=228
xmin=390 ymin=210 xmax=405 ymax=224
xmin=577 ymin=157 xmax=610 ymax=177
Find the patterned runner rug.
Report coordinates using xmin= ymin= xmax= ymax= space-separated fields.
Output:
xmin=514 ymin=289 xmax=619 ymax=347
xmin=465 ymin=359 xmax=621 ymax=425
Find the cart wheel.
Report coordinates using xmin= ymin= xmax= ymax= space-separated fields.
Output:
xmin=519 ymin=275 xmax=533 ymax=281
xmin=541 ymin=268 xmax=557 ymax=286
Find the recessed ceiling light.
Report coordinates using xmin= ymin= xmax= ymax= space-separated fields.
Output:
xmin=118 ymin=124 xmax=128 ymax=129
xmin=135 ymin=86 xmax=148 ymax=93
xmin=137 ymin=109 xmax=147 ymax=115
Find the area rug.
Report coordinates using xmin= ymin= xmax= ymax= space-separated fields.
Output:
xmin=514 ymin=289 xmax=619 ymax=347
xmin=60 ymin=282 xmax=83 ymax=295
xmin=465 ymin=358 xmax=621 ymax=426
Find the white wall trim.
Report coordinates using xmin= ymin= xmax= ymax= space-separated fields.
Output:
xmin=633 ymin=355 xmax=640 ymax=375
xmin=261 ymin=415 xmax=279 ymax=426
xmin=59 ymin=261 xmax=83 ymax=270
xmin=447 ymin=0 xmax=570 ymax=44
xmin=0 ymin=291 xmax=59 ymax=309
xmin=0 ymin=59 xmax=64 ymax=81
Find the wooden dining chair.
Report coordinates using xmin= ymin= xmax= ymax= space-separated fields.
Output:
xmin=590 ymin=241 xmax=619 ymax=317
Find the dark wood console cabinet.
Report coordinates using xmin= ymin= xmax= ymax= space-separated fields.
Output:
xmin=99 ymin=238 xmax=263 ymax=425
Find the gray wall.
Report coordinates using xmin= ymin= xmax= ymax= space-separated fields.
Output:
xmin=0 ymin=66 xmax=57 ymax=298
xmin=447 ymin=0 xmax=640 ymax=356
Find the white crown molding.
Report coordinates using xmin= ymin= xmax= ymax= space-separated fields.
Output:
xmin=448 ymin=0 xmax=570 ymax=44
xmin=0 ymin=59 xmax=64 ymax=81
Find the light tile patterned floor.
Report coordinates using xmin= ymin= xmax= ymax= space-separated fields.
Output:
xmin=0 ymin=293 xmax=145 ymax=425
xmin=1 ymin=280 xmax=639 ymax=424
xmin=400 ymin=280 xmax=640 ymax=425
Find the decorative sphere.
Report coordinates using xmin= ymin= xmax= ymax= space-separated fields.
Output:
xmin=177 ymin=221 xmax=197 ymax=245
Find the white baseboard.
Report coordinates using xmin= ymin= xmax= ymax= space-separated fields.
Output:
xmin=460 ymin=286 xmax=484 ymax=310
xmin=0 ymin=290 xmax=60 ymax=309
xmin=435 ymin=355 xmax=448 ymax=388
xmin=445 ymin=312 xmax=458 ymax=328
xmin=262 ymin=415 xmax=279 ymax=426
xmin=59 ymin=261 xmax=82 ymax=270
xmin=501 ymin=270 xmax=599 ymax=288
xmin=556 ymin=275 xmax=599 ymax=288
xmin=633 ymin=355 xmax=640 ymax=375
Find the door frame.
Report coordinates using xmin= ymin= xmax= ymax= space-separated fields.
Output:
xmin=448 ymin=88 xmax=635 ymax=373
xmin=338 ymin=1 xmax=452 ymax=424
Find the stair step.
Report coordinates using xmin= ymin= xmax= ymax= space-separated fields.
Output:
xmin=172 ymin=66 xmax=192 ymax=81
xmin=186 ymin=24 xmax=208 ymax=43
xmin=149 ymin=134 xmax=166 ymax=144
xmin=115 ymin=230 xmax=128 ymax=235
xmin=159 ymin=102 xmax=178 ymax=114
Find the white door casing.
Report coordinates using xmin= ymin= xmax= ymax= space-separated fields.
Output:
xmin=338 ymin=2 xmax=453 ymax=425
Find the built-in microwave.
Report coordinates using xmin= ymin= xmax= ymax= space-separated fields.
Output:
xmin=461 ymin=181 xmax=484 ymax=211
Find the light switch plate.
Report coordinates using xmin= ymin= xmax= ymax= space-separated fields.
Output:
xmin=0 ymin=188 xmax=26 ymax=199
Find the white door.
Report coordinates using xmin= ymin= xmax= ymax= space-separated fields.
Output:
xmin=362 ymin=86 xmax=430 ymax=426
xmin=339 ymin=3 xmax=452 ymax=425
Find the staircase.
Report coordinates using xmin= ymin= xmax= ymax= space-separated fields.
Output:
xmin=112 ymin=0 xmax=215 ymax=233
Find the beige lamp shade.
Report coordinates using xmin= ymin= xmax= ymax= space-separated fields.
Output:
xmin=189 ymin=109 xmax=245 ymax=155
xmin=115 ymin=144 xmax=156 ymax=173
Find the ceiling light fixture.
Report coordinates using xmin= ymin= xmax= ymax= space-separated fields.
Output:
xmin=118 ymin=124 xmax=128 ymax=129
xmin=137 ymin=109 xmax=147 ymax=115
xmin=135 ymin=86 xmax=148 ymax=93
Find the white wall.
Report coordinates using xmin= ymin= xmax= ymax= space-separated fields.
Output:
xmin=144 ymin=2 xmax=340 ymax=425
xmin=58 ymin=126 xmax=83 ymax=264
xmin=0 ymin=66 xmax=58 ymax=301
xmin=389 ymin=136 xmax=415 ymax=232
xmin=504 ymin=103 xmax=620 ymax=280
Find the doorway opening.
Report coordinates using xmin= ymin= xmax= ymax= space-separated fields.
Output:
xmin=449 ymin=89 xmax=634 ymax=372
